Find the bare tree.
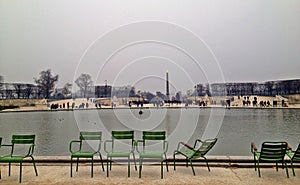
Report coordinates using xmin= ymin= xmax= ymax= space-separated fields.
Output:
xmin=24 ymin=84 xmax=34 ymax=99
xmin=75 ymin=74 xmax=93 ymax=98
xmin=0 ymin=75 xmax=4 ymax=99
xmin=34 ymin=69 xmax=59 ymax=99
xmin=62 ymin=83 xmax=72 ymax=98
xmin=13 ymin=83 xmax=26 ymax=99
xmin=5 ymin=83 xmax=14 ymax=99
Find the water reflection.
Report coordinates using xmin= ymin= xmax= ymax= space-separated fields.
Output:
xmin=0 ymin=108 xmax=299 ymax=156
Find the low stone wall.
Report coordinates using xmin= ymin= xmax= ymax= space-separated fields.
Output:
xmin=0 ymin=99 xmax=46 ymax=107
xmin=284 ymin=94 xmax=300 ymax=104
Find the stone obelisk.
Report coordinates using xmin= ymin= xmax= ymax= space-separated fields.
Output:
xmin=166 ymin=71 xmax=170 ymax=101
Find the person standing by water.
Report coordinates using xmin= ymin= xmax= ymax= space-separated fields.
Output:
xmin=226 ymin=99 xmax=231 ymax=109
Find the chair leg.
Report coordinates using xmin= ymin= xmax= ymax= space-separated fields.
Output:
xmin=276 ymin=163 xmax=278 ymax=171
xmin=161 ymin=160 xmax=163 ymax=179
xmin=110 ymin=157 xmax=112 ymax=170
xmin=9 ymin=162 xmax=11 ymax=176
xmin=107 ymin=158 xmax=109 ymax=177
xmin=70 ymin=157 xmax=73 ymax=177
xmin=253 ymin=155 xmax=257 ymax=171
xmin=173 ymin=153 xmax=176 ymax=171
xmin=133 ymin=152 xmax=137 ymax=171
xmin=139 ymin=158 xmax=142 ymax=178
xmin=31 ymin=156 xmax=38 ymax=176
xmin=290 ymin=160 xmax=295 ymax=176
xmin=186 ymin=158 xmax=188 ymax=167
xmin=99 ymin=153 xmax=105 ymax=172
xmin=164 ymin=154 xmax=169 ymax=172
xmin=204 ymin=157 xmax=210 ymax=172
xmin=284 ymin=161 xmax=289 ymax=178
xmin=128 ymin=156 xmax=130 ymax=177
xmin=189 ymin=159 xmax=196 ymax=176
xmin=258 ymin=161 xmax=261 ymax=177
xmin=19 ymin=162 xmax=22 ymax=183
xmin=76 ymin=158 xmax=79 ymax=172
xmin=91 ymin=157 xmax=94 ymax=178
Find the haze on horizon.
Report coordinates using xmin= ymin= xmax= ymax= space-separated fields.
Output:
xmin=1 ymin=1 xmax=300 ymax=94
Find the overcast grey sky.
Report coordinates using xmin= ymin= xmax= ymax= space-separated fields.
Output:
xmin=1 ymin=0 xmax=299 ymax=94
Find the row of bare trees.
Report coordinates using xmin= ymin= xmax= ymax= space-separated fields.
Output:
xmin=195 ymin=80 xmax=300 ymax=96
xmin=1 ymin=69 xmax=299 ymax=100
xmin=0 ymin=69 xmax=93 ymax=99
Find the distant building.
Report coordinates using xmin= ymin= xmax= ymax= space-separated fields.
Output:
xmin=156 ymin=91 xmax=166 ymax=100
xmin=198 ymin=79 xmax=300 ymax=96
xmin=95 ymin=85 xmax=112 ymax=98
xmin=0 ymin=83 xmax=38 ymax=99
xmin=112 ymin=85 xmax=135 ymax=97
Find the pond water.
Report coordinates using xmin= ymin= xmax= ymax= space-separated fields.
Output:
xmin=0 ymin=108 xmax=299 ymax=156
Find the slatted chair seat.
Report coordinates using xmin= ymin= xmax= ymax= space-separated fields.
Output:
xmin=251 ymin=141 xmax=289 ymax=178
xmin=173 ymin=138 xmax=217 ymax=176
xmin=139 ymin=152 xmax=164 ymax=158
xmin=71 ymin=152 xmax=97 ymax=158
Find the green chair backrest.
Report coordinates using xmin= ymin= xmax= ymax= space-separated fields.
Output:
xmin=12 ymin=135 xmax=35 ymax=144
xmin=142 ymin=131 xmax=166 ymax=152
xmin=80 ymin=131 xmax=102 ymax=141
xmin=292 ymin=143 xmax=300 ymax=161
xmin=143 ymin=131 xmax=166 ymax=141
xmin=11 ymin=135 xmax=35 ymax=156
xmin=79 ymin=131 xmax=102 ymax=151
xmin=111 ymin=130 xmax=134 ymax=152
xmin=194 ymin=138 xmax=217 ymax=157
xmin=112 ymin=130 xmax=134 ymax=140
xmin=260 ymin=141 xmax=287 ymax=161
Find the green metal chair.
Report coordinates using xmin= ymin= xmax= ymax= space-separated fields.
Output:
xmin=173 ymin=138 xmax=217 ymax=176
xmin=69 ymin=131 xmax=104 ymax=178
xmin=286 ymin=143 xmax=300 ymax=176
xmin=251 ymin=141 xmax=289 ymax=178
xmin=104 ymin=130 xmax=137 ymax=177
xmin=136 ymin=131 xmax=169 ymax=179
xmin=0 ymin=135 xmax=38 ymax=183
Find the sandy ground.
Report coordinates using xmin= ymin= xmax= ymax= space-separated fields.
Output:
xmin=0 ymin=163 xmax=299 ymax=185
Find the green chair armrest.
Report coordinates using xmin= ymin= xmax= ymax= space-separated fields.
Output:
xmin=0 ymin=144 xmax=13 ymax=156
xmin=135 ymin=140 xmax=144 ymax=153
xmin=96 ymin=140 xmax=103 ymax=153
xmin=194 ymin=139 xmax=203 ymax=149
xmin=69 ymin=140 xmax=81 ymax=153
xmin=177 ymin=142 xmax=194 ymax=151
xmin=131 ymin=140 xmax=136 ymax=152
xmin=27 ymin=144 xmax=35 ymax=156
xmin=164 ymin=140 xmax=169 ymax=153
xmin=104 ymin=140 xmax=112 ymax=153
